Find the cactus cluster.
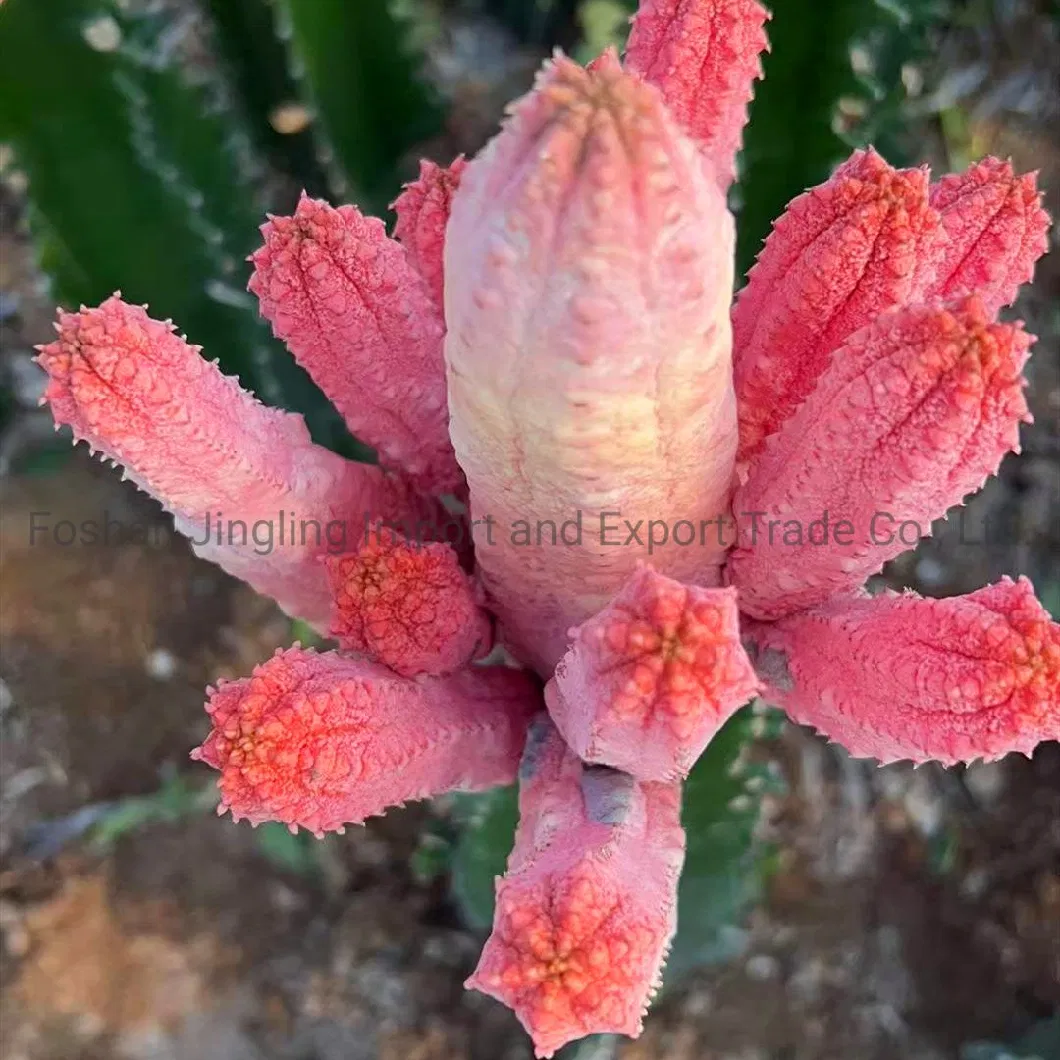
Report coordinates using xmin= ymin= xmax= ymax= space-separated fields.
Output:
xmin=10 ymin=0 xmax=1059 ymax=1055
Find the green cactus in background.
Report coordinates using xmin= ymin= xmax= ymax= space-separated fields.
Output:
xmin=737 ymin=0 xmax=947 ymax=273
xmin=0 ymin=0 xmax=347 ymax=448
xmin=0 ymin=0 xmax=445 ymax=455
xmin=275 ymin=0 xmax=443 ymax=214
xmin=199 ymin=0 xmax=330 ymax=196
xmin=1 ymin=2 xmax=264 ymax=378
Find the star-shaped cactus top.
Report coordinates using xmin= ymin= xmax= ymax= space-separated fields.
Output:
xmin=35 ymin=0 xmax=1055 ymax=1055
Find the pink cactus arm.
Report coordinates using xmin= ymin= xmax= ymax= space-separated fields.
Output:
xmin=927 ymin=157 xmax=1051 ymax=316
xmin=249 ymin=194 xmax=464 ymax=496
xmin=35 ymin=295 xmax=438 ymax=628
xmin=392 ymin=157 xmax=468 ymax=316
xmin=546 ymin=565 xmax=759 ymax=781
xmin=624 ymin=0 xmax=769 ymax=190
xmin=323 ymin=535 xmax=492 ymax=676
xmin=191 ymin=646 xmax=538 ymax=835
xmin=746 ymin=579 xmax=1060 ymax=765
xmin=729 ymin=297 xmax=1032 ymax=619
xmin=732 ymin=148 xmax=943 ymax=465
xmin=445 ymin=52 xmax=738 ymax=674
xmin=467 ymin=720 xmax=685 ymax=1057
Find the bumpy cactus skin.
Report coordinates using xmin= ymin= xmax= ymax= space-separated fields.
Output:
xmin=467 ymin=721 xmax=685 ymax=1057
xmin=323 ymin=536 xmax=492 ymax=676
xmin=192 ymin=647 xmax=538 ymax=835
xmin=547 ymin=567 xmax=760 ymax=781
xmin=250 ymin=195 xmax=463 ymax=495
xmin=732 ymin=148 xmax=944 ymax=464
xmin=392 ymin=157 xmax=468 ymax=317
xmin=36 ymin=296 xmax=441 ymax=628
xmin=445 ymin=52 xmax=739 ymax=673
xmin=34 ymin=0 xmax=1057 ymax=1053
xmin=625 ymin=0 xmax=770 ymax=190
xmin=729 ymin=297 xmax=1033 ymax=618
xmin=746 ymin=579 xmax=1060 ymax=765
xmin=927 ymin=157 xmax=1051 ymax=315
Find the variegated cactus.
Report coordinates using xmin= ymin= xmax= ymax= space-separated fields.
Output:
xmin=35 ymin=0 xmax=1057 ymax=1054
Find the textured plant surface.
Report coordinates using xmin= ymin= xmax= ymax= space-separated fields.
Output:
xmin=33 ymin=0 xmax=1057 ymax=1055
xmin=0 ymin=0 xmax=441 ymax=455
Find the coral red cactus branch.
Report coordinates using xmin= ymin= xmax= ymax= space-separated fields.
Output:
xmin=445 ymin=51 xmax=737 ymax=673
xmin=546 ymin=566 xmax=759 ymax=781
xmin=392 ymin=156 xmax=468 ymax=318
xmin=192 ymin=647 xmax=538 ymax=835
xmin=927 ymin=157 xmax=1051 ymax=316
xmin=467 ymin=720 xmax=685 ymax=1057
xmin=729 ymin=296 xmax=1032 ymax=619
xmin=746 ymin=578 xmax=1060 ymax=765
xmin=33 ymin=7 xmax=1060 ymax=1048
xmin=35 ymin=295 xmax=436 ymax=628
xmin=323 ymin=535 xmax=492 ymax=676
xmin=249 ymin=194 xmax=464 ymax=495
xmin=624 ymin=0 xmax=770 ymax=190
xmin=732 ymin=148 xmax=943 ymax=465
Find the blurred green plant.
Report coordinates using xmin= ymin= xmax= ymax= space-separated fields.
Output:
xmin=0 ymin=0 xmax=443 ymax=456
xmin=1039 ymin=580 xmax=1060 ymax=621
xmin=449 ymin=782 xmax=519 ymax=931
xmin=275 ymin=0 xmax=442 ymax=214
xmin=0 ymin=0 xmax=342 ymax=449
xmin=668 ymin=705 xmax=785 ymax=976
xmin=575 ymin=0 xmax=635 ymax=62
xmin=1 ymin=1 xmax=266 ymax=385
xmin=16 ymin=773 xmax=216 ymax=861
xmin=89 ymin=772 xmax=217 ymax=850
xmin=556 ymin=1033 xmax=623 ymax=1059
xmin=28 ymin=771 xmax=323 ymax=877
xmin=479 ymin=0 xmax=582 ymax=47
xmin=962 ymin=1016 xmax=1060 ymax=1060
xmin=737 ymin=0 xmax=948 ymax=273
xmin=289 ymin=618 xmax=330 ymax=650
xmin=200 ymin=0 xmax=329 ymax=195
xmin=254 ymin=820 xmax=326 ymax=876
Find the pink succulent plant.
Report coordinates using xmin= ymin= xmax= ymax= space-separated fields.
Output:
xmin=35 ymin=0 xmax=1057 ymax=1054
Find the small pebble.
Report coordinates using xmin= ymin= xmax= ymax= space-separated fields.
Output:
xmin=145 ymin=648 xmax=178 ymax=681
xmin=81 ymin=14 xmax=122 ymax=52
xmin=915 ymin=555 xmax=947 ymax=587
xmin=963 ymin=761 xmax=1007 ymax=806
xmin=745 ymin=953 xmax=781 ymax=981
